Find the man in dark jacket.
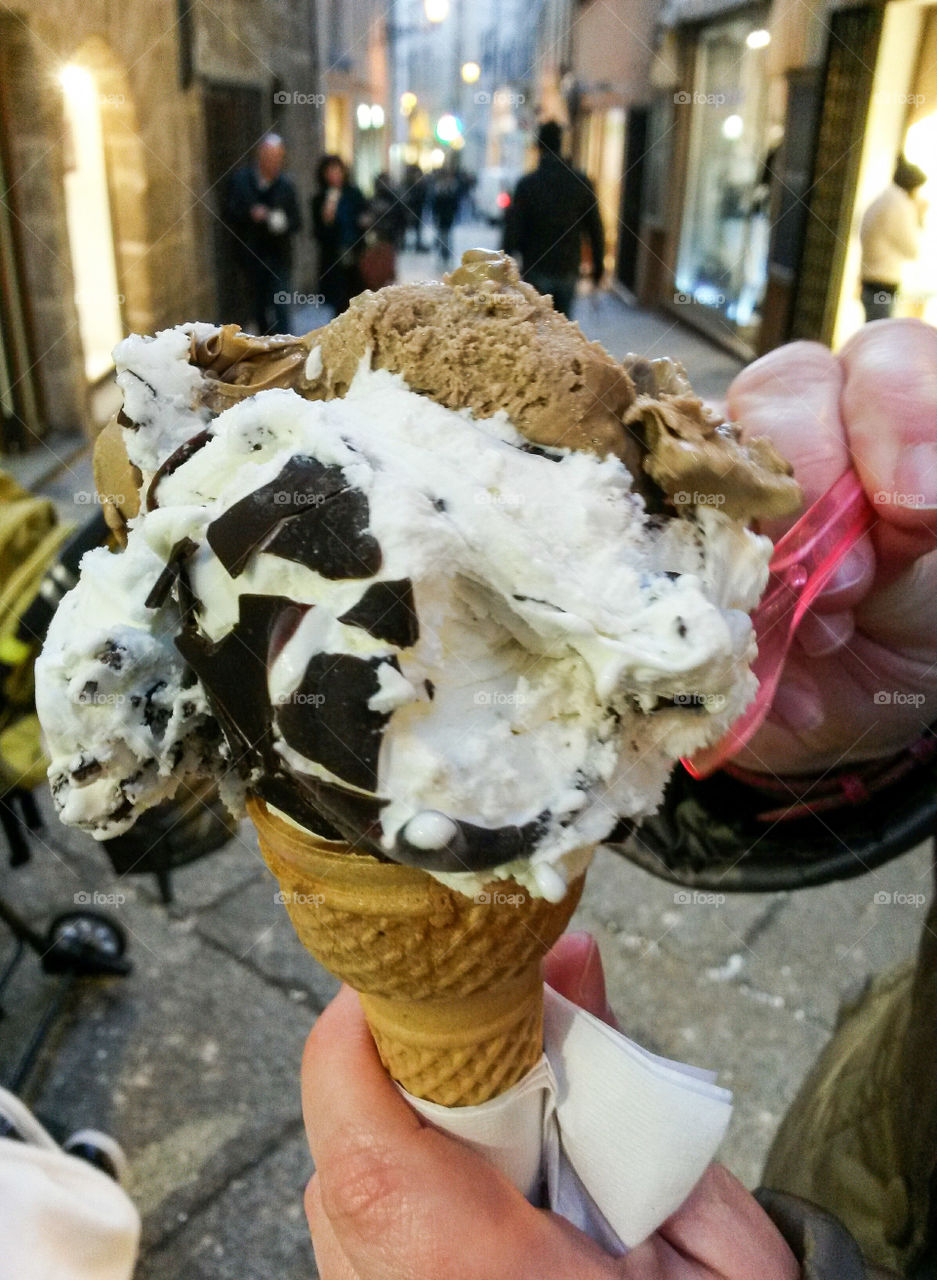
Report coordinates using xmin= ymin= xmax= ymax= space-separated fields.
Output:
xmin=502 ymin=120 xmax=604 ymax=316
xmin=224 ymin=134 xmax=302 ymax=334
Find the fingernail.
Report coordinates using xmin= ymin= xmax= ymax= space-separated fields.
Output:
xmin=771 ymin=679 xmax=825 ymax=732
xmin=892 ymin=443 xmax=937 ymax=510
xmin=822 ymin=548 xmax=869 ymax=596
xmin=797 ymin=611 xmax=854 ymax=657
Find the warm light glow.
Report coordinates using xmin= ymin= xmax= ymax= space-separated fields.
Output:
xmin=429 ymin=147 xmax=445 ymax=167
xmin=721 ymin=114 xmax=744 ymax=140
xmin=58 ymin=63 xmax=93 ymax=97
xmin=424 ymin=0 xmax=449 ymax=21
xmin=461 ymin=61 xmax=481 ymax=85
xmin=356 ymin=102 xmax=372 ymax=130
xmin=370 ymin=103 xmax=385 ymax=129
xmin=746 ymin=28 xmax=771 ymax=49
xmin=400 ymin=91 xmax=418 ymax=116
xmin=435 ymin=112 xmax=462 ymax=144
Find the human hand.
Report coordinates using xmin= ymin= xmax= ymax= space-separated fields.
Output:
xmin=302 ymin=932 xmax=799 ymax=1279
xmin=728 ymin=319 xmax=937 ymax=776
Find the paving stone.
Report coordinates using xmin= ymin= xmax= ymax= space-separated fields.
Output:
xmin=138 ymin=1129 xmax=317 ymax=1280
xmin=196 ymin=867 xmax=340 ymax=1011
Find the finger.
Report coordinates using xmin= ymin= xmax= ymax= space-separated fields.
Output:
xmin=543 ymin=932 xmax=619 ymax=1026
xmin=656 ymin=1164 xmax=799 ymax=1280
xmin=840 ymin=319 xmax=937 ymax=565
xmin=727 ymin=341 xmax=875 ymax=609
xmin=305 ymin=1174 xmax=361 ymax=1280
xmin=302 ymin=986 xmax=619 ymax=1280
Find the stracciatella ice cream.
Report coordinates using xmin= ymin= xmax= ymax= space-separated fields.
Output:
xmin=36 ymin=250 xmax=799 ymax=900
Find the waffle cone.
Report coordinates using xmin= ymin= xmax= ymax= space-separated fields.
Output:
xmin=248 ymin=797 xmax=586 ymax=1104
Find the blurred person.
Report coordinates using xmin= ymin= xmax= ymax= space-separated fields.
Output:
xmin=429 ymin=160 xmax=466 ymax=268
xmin=503 ymin=120 xmax=605 ymax=317
xmin=403 ymin=163 xmax=430 ymax=252
xmin=356 ymin=173 xmax=400 ymax=293
xmin=369 ymin=171 xmax=406 ymax=251
xmin=302 ymin=318 xmax=937 ymax=1279
xmin=223 ymin=134 xmax=301 ymax=334
xmin=860 ymin=155 xmax=927 ymax=321
xmin=311 ymin=155 xmax=367 ymax=316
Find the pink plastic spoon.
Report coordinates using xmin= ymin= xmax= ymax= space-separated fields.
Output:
xmin=682 ymin=470 xmax=876 ymax=779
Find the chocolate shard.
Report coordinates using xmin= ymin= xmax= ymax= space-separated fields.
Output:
xmin=255 ymin=772 xmax=388 ymax=856
xmin=144 ymin=536 xmax=199 ymax=610
xmin=265 ymin=486 xmax=382 ymax=580
xmin=175 ymin=594 xmax=300 ymax=765
xmin=146 ymin=430 xmax=213 ymax=512
xmin=338 ymin=579 xmax=419 ymax=648
xmin=394 ymin=811 xmax=550 ymax=873
xmin=206 ymin=454 xmax=381 ymax=580
xmin=275 ymin=653 xmax=398 ymax=793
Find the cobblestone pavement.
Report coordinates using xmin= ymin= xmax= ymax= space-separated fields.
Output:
xmin=2 ymin=235 xmax=931 ymax=1276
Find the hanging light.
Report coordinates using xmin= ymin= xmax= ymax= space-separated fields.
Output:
xmin=461 ymin=61 xmax=481 ymax=85
xmin=746 ymin=29 xmax=771 ymax=49
xmin=435 ymin=113 xmax=463 ymax=144
xmin=424 ymin=0 xmax=449 ymax=22
xmin=400 ymin=91 xmax=418 ymax=116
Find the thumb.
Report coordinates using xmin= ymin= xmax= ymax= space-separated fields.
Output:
xmin=543 ymin=931 xmax=618 ymax=1027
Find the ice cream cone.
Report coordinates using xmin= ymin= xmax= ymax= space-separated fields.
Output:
xmin=248 ymin=797 xmax=586 ymax=1105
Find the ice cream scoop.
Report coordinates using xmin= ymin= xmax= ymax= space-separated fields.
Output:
xmin=36 ymin=251 xmax=800 ymax=902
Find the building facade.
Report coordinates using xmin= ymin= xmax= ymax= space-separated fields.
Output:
xmin=0 ymin=0 xmax=322 ymax=448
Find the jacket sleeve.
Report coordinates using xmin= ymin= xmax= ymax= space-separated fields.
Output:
xmin=223 ymin=170 xmax=253 ymax=229
xmin=755 ymin=1189 xmax=897 ymax=1279
xmin=283 ymin=180 xmax=302 ymax=236
xmin=582 ymin=178 xmax=605 ymax=283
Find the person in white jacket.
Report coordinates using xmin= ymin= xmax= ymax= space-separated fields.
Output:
xmin=860 ymin=155 xmax=927 ymax=321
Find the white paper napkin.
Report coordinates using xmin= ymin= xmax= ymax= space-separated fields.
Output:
xmin=403 ymin=985 xmax=732 ymax=1253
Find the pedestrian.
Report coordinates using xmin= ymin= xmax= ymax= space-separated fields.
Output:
xmin=503 ymin=120 xmax=605 ymax=317
xmin=428 ymin=161 xmax=465 ymax=268
xmin=310 ymin=155 xmax=367 ymax=317
xmin=403 ymin=163 xmax=430 ymax=252
xmin=223 ymin=134 xmax=301 ymax=335
xmin=859 ymin=154 xmax=927 ymax=321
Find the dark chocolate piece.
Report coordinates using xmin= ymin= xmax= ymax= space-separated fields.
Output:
xmin=338 ymin=579 xmax=419 ymax=648
xmin=145 ymin=430 xmax=213 ymax=512
xmin=265 ymin=486 xmax=381 ymax=580
xmin=176 ymin=594 xmax=298 ymax=763
xmin=144 ymin=537 xmax=199 ymax=610
xmin=393 ymin=811 xmax=550 ymax=874
xmin=254 ymin=771 xmax=388 ymax=855
xmin=206 ymin=455 xmax=353 ymax=577
xmin=275 ymin=653 xmax=397 ymax=792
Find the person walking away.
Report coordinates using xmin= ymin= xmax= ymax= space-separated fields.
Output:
xmin=357 ymin=173 xmax=400 ymax=292
xmin=223 ymin=135 xmax=301 ymax=334
xmin=429 ymin=162 xmax=464 ymax=268
xmin=403 ymin=163 xmax=430 ymax=252
xmin=859 ymin=155 xmax=927 ymax=321
xmin=311 ymin=155 xmax=367 ymax=317
xmin=503 ymin=120 xmax=604 ymax=317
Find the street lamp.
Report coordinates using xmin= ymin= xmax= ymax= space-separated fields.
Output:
xmin=435 ymin=113 xmax=463 ymax=144
xmin=400 ymin=91 xmax=418 ymax=116
xmin=461 ymin=61 xmax=480 ymax=85
xmin=424 ymin=0 xmax=449 ymax=21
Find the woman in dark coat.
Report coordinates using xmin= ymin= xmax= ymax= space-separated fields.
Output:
xmin=310 ymin=155 xmax=367 ymax=315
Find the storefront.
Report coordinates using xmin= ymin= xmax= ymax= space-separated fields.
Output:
xmin=830 ymin=0 xmax=937 ymax=347
xmin=672 ymin=6 xmax=775 ymax=355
